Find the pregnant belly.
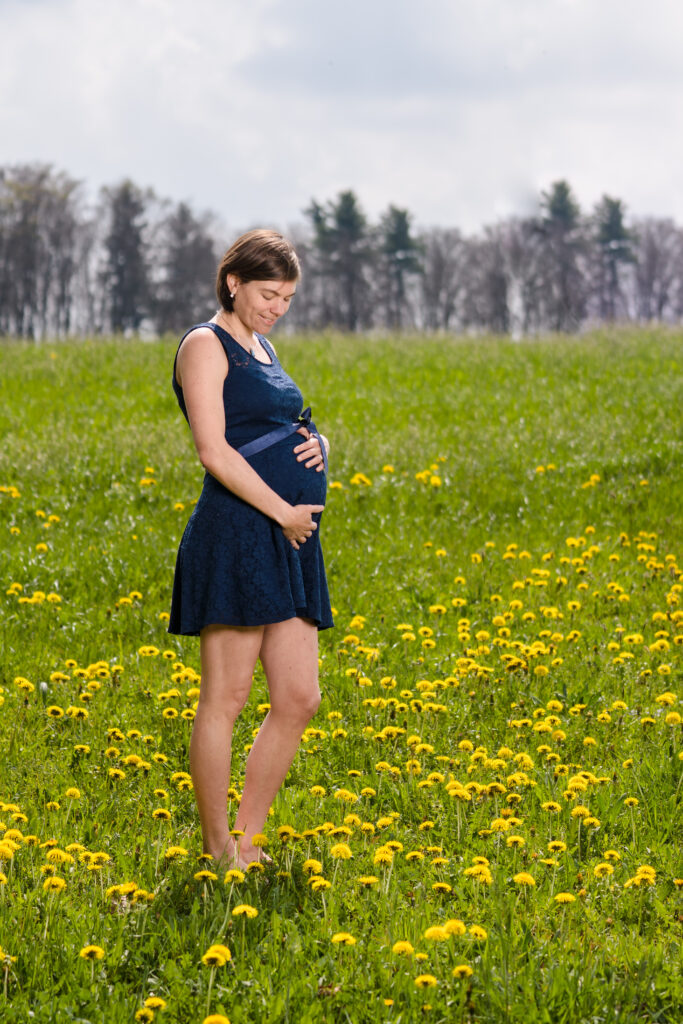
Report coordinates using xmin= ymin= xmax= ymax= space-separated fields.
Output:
xmin=248 ymin=437 xmax=327 ymax=507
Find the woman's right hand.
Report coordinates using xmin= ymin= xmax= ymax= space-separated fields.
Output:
xmin=281 ymin=504 xmax=324 ymax=550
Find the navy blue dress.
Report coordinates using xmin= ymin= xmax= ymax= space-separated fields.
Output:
xmin=168 ymin=322 xmax=333 ymax=636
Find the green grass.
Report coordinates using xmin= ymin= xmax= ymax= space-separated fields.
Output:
xmin=0 ymin=328 xmax=682 ymax=1023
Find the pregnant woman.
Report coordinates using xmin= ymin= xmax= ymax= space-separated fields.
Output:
xmin=168 ymin=229 xmax=333 ymax=869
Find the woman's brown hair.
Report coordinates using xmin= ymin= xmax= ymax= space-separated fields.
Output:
xmin=216 ymin=229 xmax=300 ymax=311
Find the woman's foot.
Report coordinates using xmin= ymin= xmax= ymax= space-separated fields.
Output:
xmin=234 ymin=843 xmax=273 ymax=869
xmin=204 ymin=836 xmax=240 ymax=870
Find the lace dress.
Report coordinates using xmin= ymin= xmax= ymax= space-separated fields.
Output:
xmin=168 ymin=322 xmax=333 ymax=636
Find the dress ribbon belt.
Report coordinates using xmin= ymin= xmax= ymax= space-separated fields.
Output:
xmin=236 ymin=407 xmax=328 ymax=473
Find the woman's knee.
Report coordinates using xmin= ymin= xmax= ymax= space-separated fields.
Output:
xmin=197 ymin=681 xmax=252 ymax=723
xmin=303 ymin=685 xmax=322 ymax=720
xmin=272 ymin=682 xmax=321 ymax=724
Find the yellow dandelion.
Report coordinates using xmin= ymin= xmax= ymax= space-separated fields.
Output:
xmin=223 ymin=869 xmax=245 ymax=884
xmin=414 ymin=974 xmax=438 ymax=988
xmin=201 ymin=944 xmax=232 ymax=966
xmin=232 ymin=903 xmax=258 ymax=918
xmin=43 ymin=876 xmax=67 ymax=893
xmin=163 ymin=845 xmax=188 ymax=861
xmin=330 ymin=842 xmax=352 ymax=860
xmin=79 ymin=945 xmax=105 ymax=960
xmin=432 ymin=882 xmax=452 ymax=894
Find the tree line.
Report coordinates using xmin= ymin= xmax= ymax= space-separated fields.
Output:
xmin=2 ymin=163 xmax=683 ymax=339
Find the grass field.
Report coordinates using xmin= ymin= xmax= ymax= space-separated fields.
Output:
xmin=0 ymin=328 xmax=681 ymax=1023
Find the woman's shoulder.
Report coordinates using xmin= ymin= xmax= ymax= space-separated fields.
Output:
xmin=175 ymin=323 xmax=229 ymax=386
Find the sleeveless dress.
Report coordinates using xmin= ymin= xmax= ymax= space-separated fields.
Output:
xmin=168 ymin=322 xmax=334 ymax=636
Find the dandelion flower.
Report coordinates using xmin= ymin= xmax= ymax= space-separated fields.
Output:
xmin=163 ymin=845 xmax=188 ymax=861
xmin=43 ymin=876 xmax=67 ymax=892
xmin=513 ymin=872 xmax=536 ymax=887
xmin=223 ymin=869 xmax=245 ymax=884
xmin=423 ymin=926 xmax=449 ymax=941
xmin=506 ymin=835 xmax=525 ymax=848
xmin=310 ymin=877 xmax=331 ymax=891
xmin=331 ymin=932 xmax=356 ymax=946
xmin=79 ymin=945 xmax=105 ymax=960
xmin=201 ymin=944 xmax=232 ymax=966
xmin=232 ymin=904 xmax=258 ymax=918
xmin=392 ymin=940 xmax=414 ymax=956
xmin=554 ymin=892 xmax=576 ymax=904
xmin=453 ymin=964 xmax=474 ymax=979
xmin=302 ymin=858 xmax=323 ymax=875
xmin=414 ymin=974 xmax=438 ymax=988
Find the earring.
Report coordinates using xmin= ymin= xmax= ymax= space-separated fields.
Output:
xmin=230 ymin=291 xmax=235 ymax=299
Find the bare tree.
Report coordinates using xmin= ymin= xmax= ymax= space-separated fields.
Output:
xmin=3 ymin=163 xmax=683 ymax=340
xmin=417 ymin=227 xmax=467 ymax=330
xmin=0 ymin=163 xmax=81 ymax=339
xmin=150 ymin=201 xmax=218 ymax=335
xmin=631 ymin=217 xmax=683 ymax=322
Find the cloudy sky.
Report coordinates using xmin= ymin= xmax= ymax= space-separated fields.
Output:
xmin=2 ymin=0 xmax=682 ymax=233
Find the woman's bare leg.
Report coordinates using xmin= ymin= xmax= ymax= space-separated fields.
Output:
xmin=233 ymin=617 xmax=321 ymax=863
xmin=190 ymin=623 xmax=263 ymax=863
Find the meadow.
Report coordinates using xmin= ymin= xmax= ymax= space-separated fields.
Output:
xmin=0 ymin=328 xmax=681 ymax=1024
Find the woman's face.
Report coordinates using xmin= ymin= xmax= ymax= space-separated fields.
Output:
xmin=228 ymin=276 xmax=297 ymax=334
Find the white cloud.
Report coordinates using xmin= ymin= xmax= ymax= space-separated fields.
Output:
xmin=1 ymin=0 xmax=682 ymax=233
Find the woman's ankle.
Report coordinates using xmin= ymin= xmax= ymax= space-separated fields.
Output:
xmin=203 ymin=835 xmax=235 ymax=863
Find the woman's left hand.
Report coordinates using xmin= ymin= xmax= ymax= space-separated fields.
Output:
xmin=294 ymin=428 xmax=329 ymax=472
